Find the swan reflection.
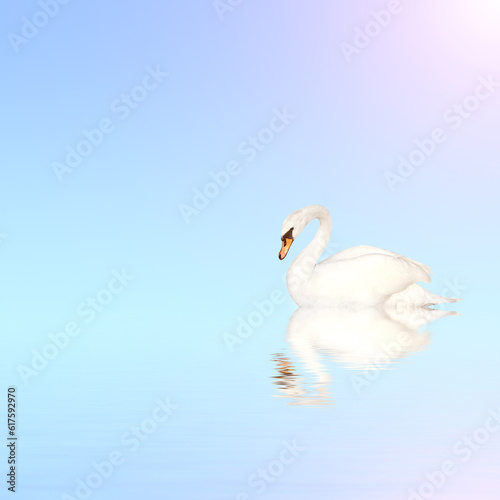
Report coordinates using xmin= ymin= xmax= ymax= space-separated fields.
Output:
xmin=273 ymin=306 xmax=458 ymax=406
xmin=273 ymin=352 xmax=332 ymax=405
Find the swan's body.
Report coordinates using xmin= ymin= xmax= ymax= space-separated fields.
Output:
xmin=279 ymin=205 xmax=459 ymax=307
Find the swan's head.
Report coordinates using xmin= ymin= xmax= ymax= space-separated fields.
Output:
xmin=279 ymin=205 xmax=330 ymax=260
xmin=279 ymin=207 xmax=310 ymax=260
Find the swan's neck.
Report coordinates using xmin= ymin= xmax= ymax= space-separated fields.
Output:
xmin=287 ymin=207 xmax=332 ymax=286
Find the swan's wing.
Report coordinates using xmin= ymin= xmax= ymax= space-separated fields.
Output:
xmin=322 ymin=245 xmax=431 ymax=274
xmin=315 ymin=253 xmax=431 ymax=297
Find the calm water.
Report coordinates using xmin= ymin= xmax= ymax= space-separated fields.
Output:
xmin=11 ymin=298 xmax=500 ymax=500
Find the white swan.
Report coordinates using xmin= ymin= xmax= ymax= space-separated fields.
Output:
xmin=286 ymin=307 xmax=455 ymax=371
xmin=279 ymin=205 xmax=460 ymax=307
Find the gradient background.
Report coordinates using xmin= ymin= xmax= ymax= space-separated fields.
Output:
xmin=1 ymin=0 xmax=499 ymax=499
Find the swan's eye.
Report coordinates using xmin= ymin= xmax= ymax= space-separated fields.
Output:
xmin=281 ymin=227 xmax=294 ymax=241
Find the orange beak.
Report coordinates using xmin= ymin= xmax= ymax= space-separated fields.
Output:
xmin=279 ymin=238 xmax=293 ymax=260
